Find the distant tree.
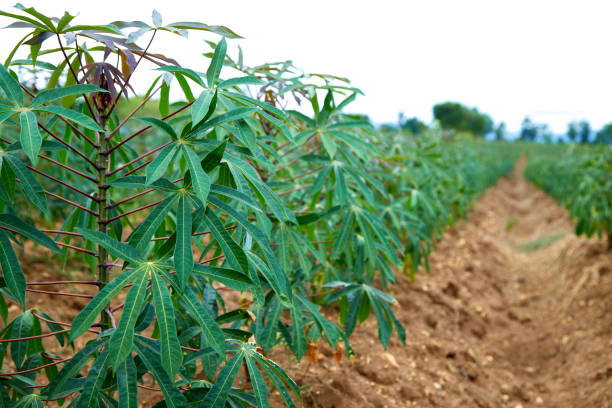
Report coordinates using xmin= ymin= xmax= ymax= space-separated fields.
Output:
xmin=401 ymin=117 xmax=427 ymax=134
xmin=579 ymin=121 xmax=591 ymax=143
xmin=567 ymin=120 xmax=591 ymax=143
xmin=520 ymin=117 xmax=538 ymax=141
xmin=495 ymin=122 xmax=506 ymax=140
xmin=432 ymin=102 xmax=493 ymax=136
xmin=596 ymin=123 xmax=612 ymax=144
xmin=567 ymin=123 xmax=577 ymax=142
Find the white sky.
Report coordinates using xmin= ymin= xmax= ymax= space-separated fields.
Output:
xmin=2 ymin=0 xmax=612 ymax=133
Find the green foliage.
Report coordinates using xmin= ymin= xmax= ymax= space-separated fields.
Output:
xmin=596 ymin=122 xmax=612 ymax=145
xmin=0 ymin=5 xmax=518 ymax=406
xmin=432 ymin=101 xmax=493 ymax=136
xmin=567 ymin=120 xmax=591 ymax=144
xmin=525 ymin=144 xmax=612 ymax=247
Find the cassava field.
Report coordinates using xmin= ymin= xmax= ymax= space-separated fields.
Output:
xmin=0 ymin=5 xmax=610 ymax=408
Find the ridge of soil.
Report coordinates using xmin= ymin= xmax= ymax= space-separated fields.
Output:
xmin=268 ymin=160 xmax=612 ymax=408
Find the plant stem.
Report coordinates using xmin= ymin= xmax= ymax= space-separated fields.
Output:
xmin=97 ymin=118 xmax=110 ymax=330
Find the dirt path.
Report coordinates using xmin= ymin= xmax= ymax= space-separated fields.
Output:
xmin=274 ymin=160 xmax=612 ymax=408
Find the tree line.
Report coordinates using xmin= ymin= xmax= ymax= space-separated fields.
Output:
xmin=382 ymin=101 xmax=612 ymax=144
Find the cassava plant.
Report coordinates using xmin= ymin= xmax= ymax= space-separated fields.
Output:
xmin=0 ymin=4 xmax=518 ymax=407
xmin=525 ymin=143 xmax=612 ymax=250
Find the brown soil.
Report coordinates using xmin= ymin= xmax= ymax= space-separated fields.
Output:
xmin=267 ymin=160 xmax=612 ymax=408
xmin=6 ymin=160 xmax=612 ymax=407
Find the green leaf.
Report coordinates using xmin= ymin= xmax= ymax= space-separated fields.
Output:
xmin=202 ymin=349 xmax=244 ymax=408
xmin=167 ymin=22 xmax=242 ymax=38
xmin=157 ymin=66 xmax=205 ymax=87
xmin=210 ymin=184 xmax=261 ymax=212
xmin=145 ymin=143 xmax=177 ymax=185
xmin=128 ymin=194 xmax=178 ymax=253
xmin=202 ymin=207 xmax=247 ymax=273
xmin=45 ymin=339 xmax=106 ymax=399
xmin=151 ymin=272 xmax=182 ymax=379
xmin=206 ymin=38 xmax=227 ymax=87
xmin=159 ymin=82 xmax=169 ymax=116
xmin=109 ymin=268 xmax=149 ymax=369
xmin=116 ymin=356 xmax=138 ymax=408
xmin=332 ymin=211 xmax=354 ymax=257
xmin=30 ymin=84 xmax=106 ymax=106
xmin=320 ymin=132 xmax=337 ymax=158
xmin=192 ymin=264 xmax=253 ymax=290
xmin=152 ymin=9 xmax=163 ymax=27
xmin=366 ymin=291 xmax=392 ymax=348
xmin=182 ymin=287 xmax=225 ymax=357
xmin=245 ymin=354 xmax=271 ymax=408
xmin=184 ymin=145 xmax=211 ymax=206
xmin=218 ymin=76 xmax=263 ymax=89
xmin=70 ymin=267 xmax=141 ymax=341
xmin=135 ymin=117 xmax=178 ymax=140
xmin=192 ymin=90 xmax=215 ymax=125
xmin=110 ymin=176 xmax=178 ymax=192
xmin=134 ymin=337 xmax=189 ymax=408
xmin=0 ymin=230 xmax=26 ymax=309
xmin=35 ymin=106 xmax=102 ymax=131
xmin=76 ymin=346 xmax=112 ymax=408
xmin=0 ymin=213 xmax=61 ymax=253
xmin=174 ymin=194 xmax=193 ymax=288
xmin=11 ymin=311 xmax=33 ymax=368
xmin=4 ymin=154 xmax=47 ymax=214
xmin=189 ymin=107 xmax=256 ymax=136
xmin=210 ymin=197 xmax=291 ymax=303
xmin=0 ymin=64 xmax=23 ymax=106
xmin=77 ymin=228 xmax=144 ymax=264
xmin=19 ymin=111 xmax=41 ymax=164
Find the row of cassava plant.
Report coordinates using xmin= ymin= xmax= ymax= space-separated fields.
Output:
xmin=525 ymin=143 xmax=612 ymax=249
xmin=0 ymin=5 xmax=517 ymax=407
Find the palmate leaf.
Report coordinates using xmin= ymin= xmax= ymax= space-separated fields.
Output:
xmin=151 ymin=272 xmax=182 ymax=379
xmin=108 ymin=268 xmax=149 ymax=369
xmin=0 ymin=229 xmax=26 ymax=309
xmin=174 ymin=194 xmax=193 ymax=288
xmin=10 ymin=394 xmax=43 ymax=408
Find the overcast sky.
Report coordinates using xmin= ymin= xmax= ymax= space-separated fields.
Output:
xmin=2 ymin=0 xmax=612 ymax=133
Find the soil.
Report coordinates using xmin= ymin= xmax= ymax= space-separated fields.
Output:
xmin=5 ymin=159 xmax=612 ymax=407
